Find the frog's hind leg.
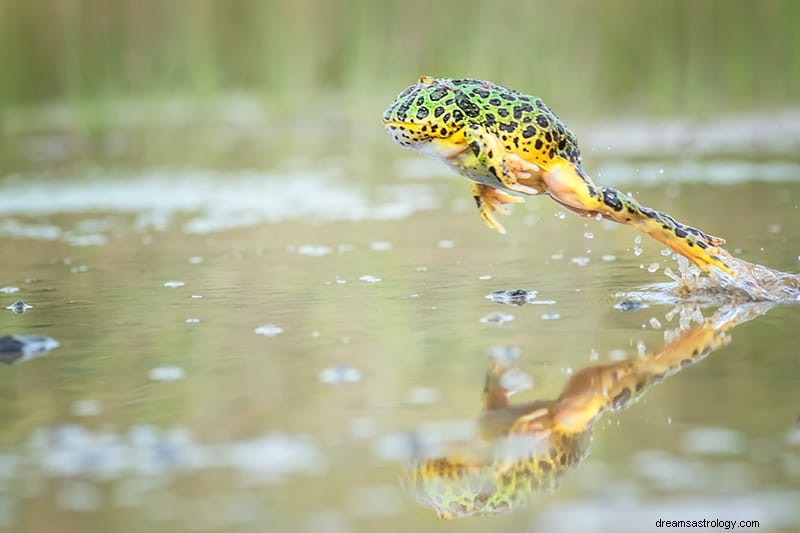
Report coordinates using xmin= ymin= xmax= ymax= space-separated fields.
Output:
xmin=542 ymin=160 xmax=733 ymax=276
xmin=472 ymin=183 xmax=524 ymax=234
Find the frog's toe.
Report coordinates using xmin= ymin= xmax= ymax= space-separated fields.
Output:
xmin=479 ymin=209 xmax=507 ymax=234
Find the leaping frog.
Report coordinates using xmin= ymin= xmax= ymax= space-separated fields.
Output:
xmin=383 ymin=77 xmax=733 ymax=276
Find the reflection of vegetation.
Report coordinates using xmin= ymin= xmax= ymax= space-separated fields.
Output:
xmin=1 ymin=0 xmax=798 ymax=115
xmin=403 ymin=304 xmax=770 ymax=519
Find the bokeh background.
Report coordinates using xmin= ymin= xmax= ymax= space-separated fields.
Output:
xmin=2 ymin=0 xmax=799 ymax=171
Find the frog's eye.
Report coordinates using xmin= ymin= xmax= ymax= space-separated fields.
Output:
xmin=418 ymin=75 xmax=435 ymax=84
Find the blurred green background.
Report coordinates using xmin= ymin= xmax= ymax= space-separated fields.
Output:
xmin=2 ymin=0 xmax=798 ymax=117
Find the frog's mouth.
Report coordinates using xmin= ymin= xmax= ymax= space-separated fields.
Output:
xmin=384 ymin=120 xmax=467 ymax=160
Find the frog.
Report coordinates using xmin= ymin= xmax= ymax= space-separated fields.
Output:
xmin=383 ymin=76 xmax=733 ymax=276
xmin=403 ymin=303 xmax=770 ymax=519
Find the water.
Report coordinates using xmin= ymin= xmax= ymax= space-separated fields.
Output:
xmin=1 ymin=142 xmax=800 ymax=532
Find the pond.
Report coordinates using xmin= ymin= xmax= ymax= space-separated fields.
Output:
xmin=1 ymin=118 xmax=799 ymax=532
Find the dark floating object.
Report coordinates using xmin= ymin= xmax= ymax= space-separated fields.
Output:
xmin=5 ymin=300 xmax=33 ymax=314
xmin=613 ymin=300 xmax=649 ymax=312
xmin=486 ymin=289 xmax=537 ymax=306
xmin=0 ymin=334 xmax=59 ymax=364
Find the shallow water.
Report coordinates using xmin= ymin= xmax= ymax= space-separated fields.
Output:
xmin=1 ymin=147 xmax=800 ymax=532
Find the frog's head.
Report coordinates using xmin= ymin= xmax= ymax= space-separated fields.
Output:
xmin=383 ymin=76 xmax=476 ymax=157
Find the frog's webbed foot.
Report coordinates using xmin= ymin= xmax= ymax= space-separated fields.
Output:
xmin=472 ymin=183 xmax=524 ymax=234
xmin=464 ymin=124 xmax=543 ymax=196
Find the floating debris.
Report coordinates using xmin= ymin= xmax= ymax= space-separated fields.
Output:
xmin=0 ymin=334 xmax=59 ymax=364
xmin=359 ymin=274 xmax=382 ymax=283
xmin=318 ymin=364 xmax=363 ymax=384
xmin=486 ymin=289 xmax=537 ymax=305
xmin=614 ymin=300 xmax=649 ymax=312
xmin=480 ymin=312 xmax=515 ymax=325
xmin=0 ymin=286 xmax=19 ymax=294
xmin=5 ymin=300 xmax=33 ymax=314
xmin=541 ymin=312 xmax=561 ymax=320
xmin=163 ymin=281 xmax=185 ymax=288
xmin=255 ymin=324 xmax=283 ymax=337
xmin=149 ymin=366 xmax=185 ymax=382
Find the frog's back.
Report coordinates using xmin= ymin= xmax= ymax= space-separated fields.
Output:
xmin=443 ymin=78 xmax=581 ymax=168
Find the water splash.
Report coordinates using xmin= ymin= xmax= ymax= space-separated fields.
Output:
xmin=619 ymin=252 xmax=800 ymax=305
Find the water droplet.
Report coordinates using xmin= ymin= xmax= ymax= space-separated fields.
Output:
xmin=661 ymin=248 xmax=672 ymax=256
xmin=189 ymin=256 xmax=204 ymax=264
xmin=551 ymin=251 xmax=565 ymax=260
xmin=633 ymin=246 xmax=643 ymax=256
xmin=0 ymin=287 xmax=19 ymax=294
xmin=437 ymin=240 xmax=455 ymax=249
xmin=594 ymin=213 xmax=603 ymax=221
xmin=647 ymin=262 xmax=660 ymax=273
xmin=499 ymin=369 xmax=533 ymax=391
xmin=584 ymin=232 xmax=594 ymax=239
xmin=601 ymin=254 xmax=616 ymax=262
xmin=489 ymin=345 xmax=520 ymax=362
xmin=318 ymin=364 xmax=363 ymax=384
xmin=408 ymin=294 xmax=420 ymax=299
xmin=649 ymin=318 xmax=662 ymax=329
xmin=480 ymin=312 xmax=515 ymax=325
xmin=608 ymin=349 xmax=627 ymax=361
xmin=589 ymin=348 xmax=599 ymax=361
xmin=185 ymin=317 xmax=200 ymax=324
xmin=637 ymin=340 xmax=646 ymax=356
xmin=571 ymin=257 xmax=590 ymax=266
xmin=69 ymin=265 xmax=89 ymax=273
xmin=359 ymin=274 xmax=382 ymax=283
xmin=555 ymin=211 xmax=566 ymax=219
xmin=297 ymin=245 xmax=332 ymax=256
xmin=71 ymin=399 xmax=103 ymax=417
xmin=634 ymin=235 xmax=642 ymax=244
xmin=406 ymin=387 xmax=440 ymax=405
xmin=335 ymin=277 xmax=347 ymax=284
xmin=149 ymin=366 xmax=185 ymax=382
xmin=659 ymin=168 xmax=664 ymax=174
xmin=255 ymin=324 xmax=283 ymax=337
xmin=478 ymin=275 xmax=492 ymax=280
xmin=370 ymin=241 xmax=393 ymax=251
xmin=163 ymin=281 xmax=185 ymax=288
xmin=415 ymin=266 xmax=428 ymax=272
xmin=190 ymin=294 xmax=203 ymax=299
xmin=541 ymin=312 xmax=561 ymax=320
xmin=767 ymin=224 xmax=781 ymax=234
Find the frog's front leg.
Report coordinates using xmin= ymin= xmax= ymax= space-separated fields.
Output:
xmin=471 ymin=183 xmax=524 ymax=235
xmin=463 ymin=124 xmax=541 ymax=195
xmin=541 ymin=160 xmax=734 ymax=276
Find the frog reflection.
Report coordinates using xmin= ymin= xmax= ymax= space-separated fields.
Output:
xmin=403 ymin=304 xmax=771 ymax=519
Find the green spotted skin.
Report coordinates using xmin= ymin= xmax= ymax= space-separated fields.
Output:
xmin=383 ymin=76 xmax=729 ymax=270
xmin=383 ymin=76 xmax=581 ymax=169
